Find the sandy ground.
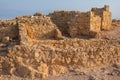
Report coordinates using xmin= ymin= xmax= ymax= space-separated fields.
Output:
xmin=99 ymin=25 xmax=120 ymax=40
xmin=46 ymin=64 xmax=120 ymax=80
xmin=1 ymin=64 xmax=120 ymax=80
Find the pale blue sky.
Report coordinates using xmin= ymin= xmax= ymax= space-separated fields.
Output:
xmin=0 ymin=0 xmax=119 ymax=19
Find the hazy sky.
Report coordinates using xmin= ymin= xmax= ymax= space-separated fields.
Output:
xmin=0 ymin=0 xmax=119 ymax=19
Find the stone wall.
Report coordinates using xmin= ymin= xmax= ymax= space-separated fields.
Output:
xmin=0 ymin=5 xmax=112 ymax=42
xmin=90 ymin=12 xmax=101 ymax=32
xmin=1 ymin=39 xmax=120 ymax=78
xmin=91 ymin=5 xmax=112 ymax=30
xmin=0 ymin=5 xmax=115 ymax=79
xmin=17 ymin=15 xmax=61 ymax=44
xmin=0 ymin=14 xmax=64 ymax=44
xmin=68 ymin=12 xmax=91 ymax=37
xmin=49 ymin=5 xmax=112 ymax=37
xmin=0 ymin=20 xmax=19 ymax=42
xmin=49 ymin=11 xmax=94 ymax=37
xmin=49 ymin=11 xmax=80 ymax=36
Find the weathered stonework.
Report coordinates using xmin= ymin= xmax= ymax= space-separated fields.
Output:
xmin=17 ymin=15 xmax=63 ymax=44
xmin=49 ymin=5 xmax=112 ymax=37
xmin=1 ymin=39 xmax=120 ymax=78
xmin=0 ymin=5 xmax=118 ymax=79
xmin=0 ymin=5 xmax=112 ymax=43
xmin=91 ymin=5 xmax=112 ymax=30
xmin=0 ymin=20 xmax=19 ymax=42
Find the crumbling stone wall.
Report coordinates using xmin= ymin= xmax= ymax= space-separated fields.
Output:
xmin=90 ymin=12 xmax=101 ymax=32
xmin=0 ymin=13 xmax=63 ymax=44
xmin=68 ymin=12 xmax=95 ymax=37
xmin=91 ymin=5 xmax=112 ymax=30
xmin=1 ymin=39 xmax=120 ymax=78
xmin=0 ymin=5 xmax=112 ymax=42
xmin=49 ymin=5 xmax=112 ymax=37
xmin=0 ymin=5 xmax=115 ymax=79
xmin=49 ymin=11 xmax=94 ymax=37
xmin=17 ymin=14 xmax=61 ymax=44
xmin=0 ymin=20 xmax=19 ymax=42
xmin=49 ymin=11 xmax=79 ymax=36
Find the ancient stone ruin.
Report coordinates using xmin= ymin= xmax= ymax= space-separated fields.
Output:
xmin=0 ymin=5 xmax=120 ymax=79
xmin=0 ymin=5 xmax=112 ymax=43
xmin=49 ymin=5 xmax=112 ymax=37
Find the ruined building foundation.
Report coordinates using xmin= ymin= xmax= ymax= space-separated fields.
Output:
xmin=0 ymin=5 xmax=119 ymax=79
xmin=49 ymin=5 xmax=112 ymax=37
